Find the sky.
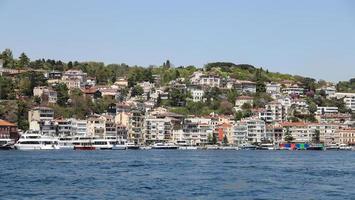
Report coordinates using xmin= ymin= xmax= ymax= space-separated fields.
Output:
xmin=0 ymin=0 xmax=355 ymax=82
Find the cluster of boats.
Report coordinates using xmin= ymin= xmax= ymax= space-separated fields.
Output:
xmin=1 ymin=131 xmax=354 ymax=151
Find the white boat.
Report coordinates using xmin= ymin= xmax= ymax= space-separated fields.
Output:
xmin=205 ymin=145 xmax=219 ymax=150
xmin=151 ymin=143 xmax=178 ymax=150
xmin=220 ymin=146 xmax=239 ymax=150
xmin=126 ymin=142 xmax=140 ymax=150
xmin=106 ymin=136 xmax=127 ymax=150
xmin=258 ymin=143 xmax=276 ymax=150
xmin=140 ymin=146 xmax=152 ymax=150
xmin=58 ymin=137 xmax=74 ymax=150
xmin=339 ymin=144 xmax=352 ymax=151
xmin=325 ymin=144 xmax=339 ymax=151
xmin=0 ymin=138 xmax=15 ymax=150
xmin=14 ymin=131 xmax=59 ymax=150
xmin=178 ymin=146 xmax=198 ymax=150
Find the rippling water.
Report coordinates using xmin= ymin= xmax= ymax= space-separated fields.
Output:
xmin=1 ymin=150 xmax=355 ymax=199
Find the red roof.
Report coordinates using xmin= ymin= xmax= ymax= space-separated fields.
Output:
xmin=0 ymin=119 xmax=16 ymax=126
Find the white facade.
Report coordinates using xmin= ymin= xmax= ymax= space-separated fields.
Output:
xmin=282 ymin=85 xmax=304 ymax=95
xmin=316 ymin=107 xmax=339 ymax=115
xmin=145 ymin=117 xmax=173 ymax=143
xmin=266 ymin=83 xmax=281 ymax=94
xmin=334 ymin=93 xmax=355 ymax=112
xmin=191 ymin=89 xmax=204 ymax=102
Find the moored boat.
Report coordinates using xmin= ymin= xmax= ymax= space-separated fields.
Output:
xmin=151 ymin=143 xmax=178 ymax=150
xmin=14 ymin=131 xmax=59 ymax=150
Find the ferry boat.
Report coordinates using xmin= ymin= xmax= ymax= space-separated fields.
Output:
xmin=58 ymin=137 xmax=74 ymax=150
xmin=14 ymin=131 xmax=59 ymax=150
xmin=151 ymin=143 xmax=179 ymax=150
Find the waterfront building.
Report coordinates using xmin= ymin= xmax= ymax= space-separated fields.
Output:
xmin=337 ymin=128 xmax=355 ymax=145
xmin=55 ymin=119 xmax=72 ymax=136
xmin=70 ymin=118 xmax=87 ymax=136
xmin=86 ymin=116 xmax=106 ymax=137
xmin=144 ymin=116 xmax=173 ymax=144
xmin=0 ymin=119 xmax=18 ymax=140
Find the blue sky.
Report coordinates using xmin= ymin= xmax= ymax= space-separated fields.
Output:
xmin=0 ymin=0 xmax=354 ymax=81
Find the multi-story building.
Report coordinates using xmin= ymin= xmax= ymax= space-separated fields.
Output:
xmin=55 ymin=119 xmax=72 ymax=136
xmin=86 ymin=116 xmax=105 ymax=137
xmin=281 ymin=122 xmax=310 ymax=143
xmin=235 ymin=80 xmax=257 ymax=93
xmin=128 ymin=109 xmax=145 ymax=144
xmin=28 ymin=107 xmax=56 ymax=135
xmin=259 ymin=101 xmax=286 ymax=123
xmin=145 ymin=117 xmax=173 ymax=144
xmin=233 ymin=119 xmax=266 ymax=144
xmin=70 ymin=118 xmax=87 ymax=136
xmin=337 ymin=128 xmax=355 ymax=145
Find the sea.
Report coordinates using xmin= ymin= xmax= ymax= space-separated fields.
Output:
xmin=1 ymin=150 xmax=354 ymax=200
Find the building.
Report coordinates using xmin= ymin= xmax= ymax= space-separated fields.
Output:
xmin=62 ymin=69 xmax=87 ymax=89
xmin=337 ymin=129 xmax=355 ymax=145
xmin=233 ymin=119 xmax=266 ymax=145
xmin=259 ymin=101 xmax=286 ymax=123
xmin=33 ymin=86 xmax=57 ymax=103
xmin=55 ymin=119 xmax=72 ymax=136
xmin=128 ymin=109 xmax=145 ymax=144
xmin=70 ymin=118 xmax=87 ymax=136
xmin=282 ymin=85 xmax=304 ymax=95
xmin=316 ymin=106 xmax=339 ymax=115
xmin=235 ymin=96 xmax=253 ymax=111
xmin=0 ymin=119 xmax=18 ymax=140
xmin=281 ymin=122 xmax=310 ymax=143
xmin=46 ymin=71 xmax=62 ymax=80
xmin=28 ymin=106 xmax=55 ymax=134
xmin=114 ymin=78 xmax=128 ymax=88
xmin=235 ymin=80 xmax=257 ymax=93
xmin=190 ymin=89 xmax=204 ymax=102
xmin=145 ymin=117 xmax=173 ymax=144
xmin=316 ymin=86 xmax=336 ymax=97
xmin=266 ymin=82 xmax=281 ymax=94
xmin=86 ymin=116 xmax=105 ymax=137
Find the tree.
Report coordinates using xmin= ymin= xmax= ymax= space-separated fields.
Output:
xmin=18 ymin=52 xmax=30 ymax=68
xmin=208 ymin=133 xmax=213 ymax=144
xmin=222 ymin=135 xmax=229 ymax=146
xmin=308 ymin=101 xmax=317 ymax=114
xmin=284 ymin=128 xmax=294 ymax=143
xmin=131 ymin=85 xmax=144 ymax=97
xmin=312 ymin=129 xmax=320 ymax=144
xmin=219 ymin=100 xmax=234 ymax=115
xmin=0 ymin=49 xmax=15 ymax=68
xmin=212 ymin=133 xmax=217 ymax=144
xmin=34 ymin=96 xmax=41 ymax=105
xmin=54 ymin=83 xmax=69 ymax=106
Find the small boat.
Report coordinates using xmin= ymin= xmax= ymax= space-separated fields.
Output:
xmin=338 ymin=144 xmax=352 ymax=151
xmin=126 ymin=142 xmax=140 ymax=150
xmin=178 ymin=146 xmax=198 ymax=150
xmin=325 ymin=144 xmax=339 ymax=151
xmin=307 ymin=144 xmax=324 ymax=151
xmin=205 ymin=145 xmax=219 ymax=150
xmin=151 ymin=143 xmax=178 ymax=150
xmin=14 ymin=131 xmax=59 ymax=150
xmin=240 ymin=144 xmax=257 ymax=150
xmin=140 ymin=146 xmax=152 ymax=150
xmin=0 ymin=138 xmax=15 ymax=150
xmin=257 ymin=143 xmax=275 ymax=150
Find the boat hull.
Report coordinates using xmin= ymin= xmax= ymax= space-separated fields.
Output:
xmin=74 ymin=146 xmax=96 ymax=150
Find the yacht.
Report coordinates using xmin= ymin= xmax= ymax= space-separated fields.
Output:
xmin=106 ymin=136 xmax=127 ymax=150
xmin=151 ymin=142 xmax=179 ymax=150
xmin=14 ymin=131 xmax=59 ymax=150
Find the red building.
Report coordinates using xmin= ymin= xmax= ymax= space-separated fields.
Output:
xmin=0 ymin=119 xmax=19 ymax=140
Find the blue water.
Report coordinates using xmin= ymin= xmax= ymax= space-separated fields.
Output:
xmin=1 ymin=150 xmax=355 ymax=200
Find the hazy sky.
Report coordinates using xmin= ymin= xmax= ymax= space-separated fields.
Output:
xmin=1 ymin=0 xmax=354 ymax=81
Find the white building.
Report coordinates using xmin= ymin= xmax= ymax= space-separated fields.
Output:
xmin=335 ymin=93 xmax=355 ymax=112
xmin=70 ymin=118 xmax=87 ymax=136
xmin=282 ymin=85 xmax=304 ymax=95
xmin=145 ymin=117 xmax=173 ymax=143
xmin=235 ymin=80 xmax=257 ymax=93
xmin=266 ymin=82 xmax=281 ymax=94
xmin=234 ymin=96 xmax=253 ymax=111
xmin=33 ymin=86 xmax=57 ymax=103
xmin=316 ymin=106 xmax=339 ymax=115
xmin=190 ymin=89 xmax=204 ymax=102
xmin=233 ymin=119 xmax=266 ymax=145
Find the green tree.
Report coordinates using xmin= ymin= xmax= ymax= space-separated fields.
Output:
xmin=131 ymin=85 xmax=144 ymax=97
xmin=18 ymin=52 xmax=30 ymax=68
xmin=212 ymin=133 xmax=217 ymax=145
xmin=312 ymin=129 xmax=320 ymax=143
xmin=0 ymin=49 xmax=15 ymax=68
xmin=54 ymin=83 xmax=69 ymax=106
xmin=284 ymin=128 xmax=294 ymax=143
xmin=222 ymin=135 xmax=229 ymax=146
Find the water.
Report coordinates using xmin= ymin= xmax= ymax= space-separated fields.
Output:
xmin=1 ymin=150 xmax=355 ymax=200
